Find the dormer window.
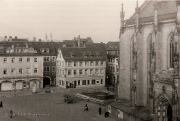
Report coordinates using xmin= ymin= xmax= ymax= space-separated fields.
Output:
xmin=87 ymin=51 xmax=93 ymax=57
xmin=42 ymin=48 xmax=49 ymax=53
xmin=82 ymin=52 xmax=88 ymax=58
xmin=96 ymin=52 xmax=101 ymax=58
xmin=70 ymin=52 xmax=75 ymax=57
xmin=29 ymin=48 xmax=34 ymax=52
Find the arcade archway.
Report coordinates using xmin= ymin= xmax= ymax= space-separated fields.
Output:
xmin=43 ymin=77 xmax=51 ymax=88
xmin=156 ymin=97 xmax=172 ymax=121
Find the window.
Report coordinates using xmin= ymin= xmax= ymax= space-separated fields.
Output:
xmin=96 ymin=80 xmax=99 ymax=83
xmin=92 ymin=79 xmax=96 ymax=85
xmin=27 ymin=68 xmax=30 ymax=74
xmin=52 ymin=66 xmax=56 ymax=72
xmin=12 ymin=58 xmax=15 ymax=63
xmin=95 ymin=69 xmax=99 ymax=74
xmin=52 ymin=56 xmax=56 ymax=61
xmin=19 ymin=69 xmax=23 ymax=74
xmin=74 ymin=70 xmax=77 ymax=75
xmin=46 ymin=57 xmax=50 ymax=62
xmin=101 ymin=79 xmax=103 ymax=84
xmin=47 ymin=67 xmax=50 ymax=72
xmin=96 ymin=61 xmax=99 ymax=66
xmin=101 ymin=61 xmax=104 ymax=66
xmin=74 ymin=62 xmax=78 ymax=67
xmin=62 ymin=81 xmax=64 ymax=86
xmin=82 ymin=80 xmax=86 ymax=85
xmin=85 ymin=61 xmax=89 ymax=66
xmin=44 ymin=57 xmax=47 ymax=62
xmin=85 ymin=69 xmax=88 ymax=75
xmin=90 ymin=69 xmax=93 ymax=74
xmin=68 ymin=62 xmax=72 ymax=67
xmin=90 ymin=61 xmax=94 ymax=66
xmin=19 ymin=58 xmax=22 ymax=63
xmin=68 ymin=70 xmax=71 ymax=75
xmin=27 ymin=58 xmax=30 ymax=62
xmin=78 ymin=80 xmax=80 ymax=85
xmin=3 ymin=69 xmax=7 ymax=75
xmin=11 ymin=68 xmax=15 ymax=74
xmin=4 ymin=58 xmax=7 ymax=63
xmin=34 ymin=68 xmax=38 ymax=73
xmin=60 ymin=80 xmax=61 ymax=85
xmin=79 ymin=70 xmax=82 ymax=75
xmin=87 ymin=80 xmax=90 ymax=85
xmin=79 ymin=61 xmax=83 ymax=67
xmin=34 ymin=58 xmax=37 ymax=62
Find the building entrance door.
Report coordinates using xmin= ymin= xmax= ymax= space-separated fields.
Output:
xmin=167 ymin=104 xmax=172 ymax=121
xmin=156 ymin=98 xmax=172 ymax=121
xmin=74 ymin=81 xmax=76 ymax=88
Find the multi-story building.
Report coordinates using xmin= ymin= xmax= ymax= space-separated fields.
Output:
xmin=0 ymin=41 xmax=43 ymax=91
xmin=56 ymin=43 xmax=107 ymax=88
xmin=107 ymin=0 xmax=180 ymax=121
xmin=106 ymin=42 xmax=119 ymax=88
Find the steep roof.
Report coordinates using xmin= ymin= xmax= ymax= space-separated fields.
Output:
xmin=126 ymin=0 xmax=177 ymax=25
xmin=106 ymin=42 xmax=119 ymax=51
xmin=60 ymin=43 xmax=107 ymax=61
xmin=0 ymin=41 xmax=62 ymax=56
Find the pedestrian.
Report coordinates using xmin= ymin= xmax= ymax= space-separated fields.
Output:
xmin=84 ymin=104 xmax=88 ymax=111
xmin=99 ymin=107 xmax=102 ymax=115
xmin=10 ymin=110 xmax=13 ymax=118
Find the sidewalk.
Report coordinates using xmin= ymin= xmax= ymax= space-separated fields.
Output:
xmin=0 ymin=86 xmax=109 ymax=98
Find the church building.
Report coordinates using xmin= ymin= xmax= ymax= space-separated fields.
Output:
xmin=107 ymin=0 xmax=180 ymax=121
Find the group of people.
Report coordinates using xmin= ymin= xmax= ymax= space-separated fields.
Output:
xmin=84 ymin=104 xmax=109 ymax=117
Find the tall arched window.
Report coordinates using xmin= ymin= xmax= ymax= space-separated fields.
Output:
xmin=169 ymin=34 xmax=177 ymax=68
xmin=148 ymin=33 xmax=156 ymax=99
xmin=131 ymin=34 xmax=137 ymax=105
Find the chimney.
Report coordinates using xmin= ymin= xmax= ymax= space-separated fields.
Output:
xmin=135 ymin=0 xmax=140 ymax=30
xmin=4 ymin=36 xmax=7 ymax=41
xmin=33 ymin=37 xmax=36 ymax=41
xmin=78 ymin=35 xmax=80 ymax=47
xmin=15 ymin=36 xmax=17 ymax=39
xmin=8 ymin=36 xmax=12 ymax=41
xmin=39 ymin=39 xmax=41 ymax=42
xmin=154 ymin=1 xmax=159 ymax=33
xmin=120 ymin=3 xmax=125 ymax=29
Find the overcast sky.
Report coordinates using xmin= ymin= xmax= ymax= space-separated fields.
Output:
xmin=0 ymin=0 xmax=144 ymax=43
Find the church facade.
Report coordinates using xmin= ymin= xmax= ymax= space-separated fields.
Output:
xmin=111 ymin=0 xmax=180 ymax=121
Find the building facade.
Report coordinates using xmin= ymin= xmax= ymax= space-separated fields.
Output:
xmin=56 ymin=43 xmax=107 ymax=88
xmin=108 ymin=0 xmax=180 ymax=121
xmin=106 ymin=42 xmax=119 ymax=88
xmin=0 ymin=42 xmax=43 ymax=91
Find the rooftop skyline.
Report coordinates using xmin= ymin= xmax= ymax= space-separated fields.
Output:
xmin=0 ymin=0 xmax=144 ymax=43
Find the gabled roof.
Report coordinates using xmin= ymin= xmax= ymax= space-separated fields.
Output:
xmin=0 ymin=41 xmax=63 ymax=56
xmin=60 ymin=43 xmax=107 ymax=61
xmin=106 ymin=42 xmax=119 ymax=51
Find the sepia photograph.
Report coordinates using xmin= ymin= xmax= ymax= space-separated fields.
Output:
xmin=0 ymin=0 xmax=179 ymax=121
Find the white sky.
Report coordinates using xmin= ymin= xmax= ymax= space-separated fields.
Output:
xmin=0 ymin=0 xmax=144 ymax=43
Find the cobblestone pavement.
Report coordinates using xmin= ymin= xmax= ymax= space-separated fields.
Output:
xmin=0 ymin=87 xmax=116 ymax=121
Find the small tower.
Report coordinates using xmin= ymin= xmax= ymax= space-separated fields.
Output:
xmin=135 ymin=0 xmax=140 ymax=30
xmin=176 ymin=0 xmax=180 ymax=23
xmin=154 ymin=1 xmax=159 ymax=33
xmin=120 ymin=3 xmax=125 ymax=28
